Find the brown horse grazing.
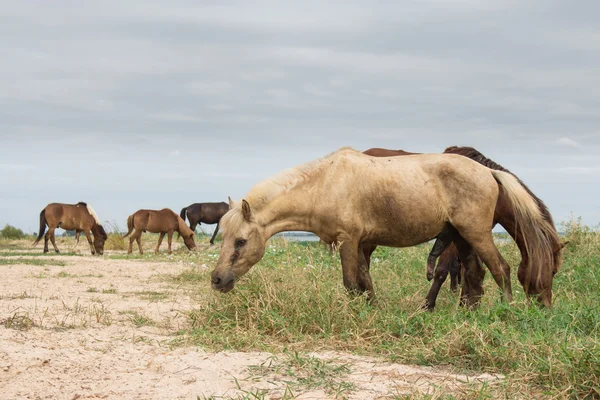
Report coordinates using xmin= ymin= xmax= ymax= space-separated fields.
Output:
xmin=210 ymin=147 xmax=552 ymax=309
xmin=123 ymin=208 xmax=196 ymax=254
xmin=363 ymin=146 xmax=566 ymax=309
xmin=32 ymin=202 xmax=107 ymax=255
xmin=180 ymin=202 xmax=230 ymax=245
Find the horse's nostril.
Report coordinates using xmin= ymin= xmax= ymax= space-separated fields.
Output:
xmin=212 ymin=277 xmax=222 ymax=285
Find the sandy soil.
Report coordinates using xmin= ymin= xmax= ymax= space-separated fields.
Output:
xmin=0 ymin=243 xmax=501 ymax=399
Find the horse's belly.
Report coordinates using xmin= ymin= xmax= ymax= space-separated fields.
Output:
xmin=367 ymin=222 xmax=444 ymax=248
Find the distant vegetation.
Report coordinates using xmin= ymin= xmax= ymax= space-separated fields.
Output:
xmin=103 ymin=222 xmax=128 ymax=251
xmin=0 ymin=224 xmax=25 ymax=240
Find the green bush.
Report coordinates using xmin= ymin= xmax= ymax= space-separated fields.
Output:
xmin=0 ymin=224 xmax=25 ymax=239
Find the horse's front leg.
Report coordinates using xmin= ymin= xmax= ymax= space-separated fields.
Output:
xmin=84 ymin=230 xmax=95 ymax=255
xmin=167 ymin=231 xmax=173 ymax=254
xmin=339 ymin=239 xmax=370 ymax=298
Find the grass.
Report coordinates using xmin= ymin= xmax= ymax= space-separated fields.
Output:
xmin=176 ymin=228 xmax=600 ymax=398
xmin=1 ymin=221 xmax=598 ymax=397
xmin=0 ymin=258 xmax=67 ymax=267
xmin=103 ymin=222 xmax=128 ymax=251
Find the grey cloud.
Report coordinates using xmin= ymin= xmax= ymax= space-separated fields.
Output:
xmin=1 ymin=0 xmax=599 ymax=231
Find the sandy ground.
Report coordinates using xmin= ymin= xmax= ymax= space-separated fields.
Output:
xmin=0 ymin=242 xmax=501 ymax=399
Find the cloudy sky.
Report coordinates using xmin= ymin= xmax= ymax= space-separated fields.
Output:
xmin=1 ymin=0 xmax=599 ymax=234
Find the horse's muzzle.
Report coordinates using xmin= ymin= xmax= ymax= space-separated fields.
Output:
xmin=211 ymin=274 xmax=234 ymax=293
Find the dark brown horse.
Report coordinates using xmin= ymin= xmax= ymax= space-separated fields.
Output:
xmin=32 ymin=202 xmax=107 ymax=255
xmin=123 ymin=208 xmax=196 ymax=254
xmin=363 ymin=146 xmax=565 ymax=309
xmin=180 ymin=202 xmax=230 ymax=244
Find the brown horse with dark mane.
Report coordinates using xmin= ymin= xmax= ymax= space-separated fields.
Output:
xmin=363 ymin=146 xmax=565 ymax=308
xmin=180 ymin=202 xmax=230 ymax=244
xmin=32 ymin=202 xmax=107 ymax=255
xmin=123 ymin=208 xmax=196 ymax=254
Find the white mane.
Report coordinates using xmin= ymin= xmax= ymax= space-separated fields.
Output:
xmin=221 ymin=147 xmax=357 ymax=234
xmin=245 ymin=146 xmax=357 ymax=210
xmin=86 ymin=204 xmax=102 ymax=226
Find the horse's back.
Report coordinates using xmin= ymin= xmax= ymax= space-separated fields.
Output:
xmin=328 ymin=152 xmax=499 ymax=245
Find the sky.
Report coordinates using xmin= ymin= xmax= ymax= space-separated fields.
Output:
xmin=1 ymin=0 xmax=599 ymax=234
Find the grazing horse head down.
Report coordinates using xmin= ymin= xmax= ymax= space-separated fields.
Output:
xmin=32 ymin=202 xmax=107 ymax=255
xmin=211 ymin=147 xmax=550 ymax=310
xmin=211 ymin=200 xmax=266 ymax=292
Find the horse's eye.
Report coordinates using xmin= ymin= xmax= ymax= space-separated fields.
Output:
xmin=235 ymin=239 xmax=247 ymax=248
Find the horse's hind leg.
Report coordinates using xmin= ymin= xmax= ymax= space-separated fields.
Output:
xmin=44 ymin=231 xmax=50 ymax=253
xmin=456 ymin=228 xmax=512 ymax=303
xmin=75 ymin=231 xmax=80 ymax=245
xmin=48 ymin=228 xmax=60 ymax=253
xmin=155 ymin=232 xmax=165 ymax=254
xmin=136 ymin=233 xmax=143 ymax=255
xmin=209 ymin=223 xmax=220 ymax=245
xmin=427 ymin=228 xmax=455 ymax=281
xmin=84 ymin=230 xmax=95 ymax=255
xmin=450 ymin=233 xmax=486 ymax=308
xmin=128 ymin=231 xmax=135 ymax=254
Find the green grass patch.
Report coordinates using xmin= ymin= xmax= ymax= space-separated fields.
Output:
xmin=0 ymin=258 xmax=67 ymax=267
xmin=177 ymin=227 xmax=600 ymax=399
xmin=135 ymin=290 xmax=169 ymax=301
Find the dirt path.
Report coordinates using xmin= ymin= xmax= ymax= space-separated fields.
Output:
xmin=0 ymin=246 xmax=501 ymax=399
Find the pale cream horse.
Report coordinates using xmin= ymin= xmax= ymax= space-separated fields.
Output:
xmin=211 ymin=148 xmax=554 ymax=307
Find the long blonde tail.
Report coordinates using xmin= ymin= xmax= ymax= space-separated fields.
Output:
xmin=490 ymin=170 xmax=555 ymax=294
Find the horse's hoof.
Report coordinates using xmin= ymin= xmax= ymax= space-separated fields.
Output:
xmin=426 ymin=272 xmax=433 ymax=281
xmin=423 ymin=301 xmax=435 ymax=312
xmin=209 ymin=242 xmax=215 ymax=245
xmin=55 ymin=250 xmax=60 ymax=254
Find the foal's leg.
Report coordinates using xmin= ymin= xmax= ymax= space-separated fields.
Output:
xmin=449 ymin=258 xmax=461 ymax=292
xmin=167 ymin=231 xmax=173 ymax=254
xmin=424 ymin=254 xmax=452 ymax=311
xmin=452 ymin=234 xmax=486 ymax=308
xmin=462 ymin=232 xmax=513 ymax=303
xmin=49 ymin=228 xmax=60 ymax=253
xmin=427 ymin=229 xmax=455 ymax=281
xmin=209 ymin=223 xmax=220 ymax=245
xmin=155 ymin=232 xmax=165 ymax=254
xmin=84 ymin=230 xmax=95 ymax=255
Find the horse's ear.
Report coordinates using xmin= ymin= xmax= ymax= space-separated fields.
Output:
xmin=559 ymin=241 xmax=569 ymax=252
xmin=242 ymin=199 xmax=252 ymax=222
xmin=228 ymin=196 xmax=235 ymax=209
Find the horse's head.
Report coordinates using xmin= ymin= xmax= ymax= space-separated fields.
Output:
xmin=177 ymin=216 xmax=197 ymax=251
xmin=183 ymin=233 xmax=196 ymax=250
xmin=93 ymin=225 xmax=108 ymax=255
xmin=211 ymin=199 xmax=266 ymax=293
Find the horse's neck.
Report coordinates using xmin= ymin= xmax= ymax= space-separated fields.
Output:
xmin=259 ymin=186 xmax=321 ymax=239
